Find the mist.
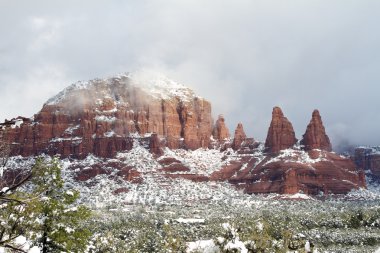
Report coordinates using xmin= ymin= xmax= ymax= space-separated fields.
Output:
xmin=1 ymin=0 xmax=380 ymax=149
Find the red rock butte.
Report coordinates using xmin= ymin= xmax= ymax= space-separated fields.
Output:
xmin=0 ymin=74 xmax=366 ymax=195
xmin=0 ymin=74 xmax=214 ymax=158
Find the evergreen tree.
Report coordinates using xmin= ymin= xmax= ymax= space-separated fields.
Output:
xmin=0 ymin=141 xmax=33 ymax=252
xmin=0 ymin=157 xmax=91 ymax=252
xmin=28 ymin=157 xmax=91 ymax=253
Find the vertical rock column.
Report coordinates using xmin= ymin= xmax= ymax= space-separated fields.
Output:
xmin=212 ymin=115 xmax=230 ymax=142
xmin=232 ymin=123 xmax=247 ymax=150
xmin=265 ymin=106 xmax=297 ymax=153
xmin=300 ymin=110 xmax=332 ymax=151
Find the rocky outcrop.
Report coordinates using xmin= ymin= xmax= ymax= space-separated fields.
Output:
xmin=265 ymin=107 xmax=297 ymax=153
xmin=232 ymin=123 xmax=247 ymax=150
xmin=149 ymin=133 xmax=163 ymax=156
xmin=301 ymin=110 xmax=332 ymax=151
xmin=228 ymin=149 xmax=366 ymax=195
xmin=0 ymin=71 xmax=366 ymax=196
xmin=70 ymin=159 xmax=142 ymax=183
xmin=0 ymin=74 xmax=213 ymax=158
xmin=354 ymin=147 xmax=380 ymax=177
xmin=226 ymin=108 xmax=365 ymax=194
xmin=212 ymin=115 xmax=230 ymax=142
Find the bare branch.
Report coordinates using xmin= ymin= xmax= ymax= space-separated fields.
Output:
xmin=0 ymin=173 xmax=32 ymax=197
xmin=3 ymin=243 xmax=27 ymax=253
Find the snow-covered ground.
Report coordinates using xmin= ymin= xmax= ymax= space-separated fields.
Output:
xmin=3 ymin=143 xmax=380 ymax=252
xmin=5 ymin=139 xmax=380 ymax=209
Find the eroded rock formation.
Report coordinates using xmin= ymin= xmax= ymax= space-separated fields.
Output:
xmin=301 ymin=110 xmax=332 ymax=151
xmin=265 ymin=107 xmax=297 ymax=153
xmin=212 ymin=115 xmax=230 ymax=142
xmin=228 ymin=149 xmax=366 ymax=195
xmin=354 ymin=147 xmax=380 ymax=177
xmin=0 ymin=72 xmax=366 ymax=195
xmin=0 ymin=74 xmax=213 ymax=158
xmin=232 ymin=123 xmax=247 ymax=150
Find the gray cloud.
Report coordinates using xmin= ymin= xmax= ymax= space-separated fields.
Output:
xmin=1 ymin=0 xmax=380 ymax=149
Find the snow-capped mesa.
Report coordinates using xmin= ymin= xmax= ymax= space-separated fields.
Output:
xmin=0 ymin=72 xmax=366 ymax=196
xmin=1 ymin=70 xmax=215 ymax=158
xmin=46 ymin=69 xmax=196 ymax=106
xmin=126 ymin=69 xmax=196 ymax=101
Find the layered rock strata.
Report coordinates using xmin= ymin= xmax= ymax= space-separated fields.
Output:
xmin=265 ymin=107 xmax=297 ymax=153
xmin=228 ymin=149 xmax=366 ymax=195
xmin=301 ymin=110 xmax=332 ymax=151
xmin=0 ymin=73 xmax=366 ymax=195
xmin=354 ymin=147 xmax=380 ymax=177
xmin=0 ymin=74 xmax=213 ymax=158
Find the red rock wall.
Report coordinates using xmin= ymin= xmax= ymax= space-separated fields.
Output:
xmin=354 ymin=147 xmax=380 ymax=177
xmin=0 ymin=78 xmax=213 ymax=158
xmin=229 ymin=150 xmax=365 ymax=195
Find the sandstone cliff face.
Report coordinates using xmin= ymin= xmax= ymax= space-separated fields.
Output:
xmin=301 ymin=110 xmax=332 ymax=151
xmin=232 ymin=123 xmax=247 ymax=150
xmin=228 ymin=149 xmax=366 ymax=195
xmin=212 ymin=115 xmax=230 ymax=142
xmin=0 ymin=74 xmax=213 ymax=158
xmin=265 ymin=107 xmax=297 ymax=153
xmin=0 ymin=72 xmax=366 ymax=196
xmin=354 ymin=147 xmax=380 ymax=177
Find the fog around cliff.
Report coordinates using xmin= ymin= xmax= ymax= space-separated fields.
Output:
xmin=1 ymin=1 xmax=380 ymax=149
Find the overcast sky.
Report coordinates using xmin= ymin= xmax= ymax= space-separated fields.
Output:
xmin=1 ymin=1 xmax=379 ymax=149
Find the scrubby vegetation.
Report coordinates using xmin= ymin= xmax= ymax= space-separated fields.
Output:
xmin=84 ymin=199 xmax=380 ymax=253
xmin=1 ymin=153 xmax=380 ymax=252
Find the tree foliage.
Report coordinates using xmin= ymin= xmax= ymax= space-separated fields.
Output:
xmin=0 ymin=156 xmax=91 ymax=252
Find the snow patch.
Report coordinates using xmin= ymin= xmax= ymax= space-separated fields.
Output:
xmin=279 ymin=193 xmax=313 ymax=200
xmin=10 ymin=119 xmax=24 ymax=129
xmin=95 ymin=115 xmax=116 ymax=122
xmin=176 ymin=218 xmax=205 ymax=224
xmin=127 ymin=70 xmax=196 ymax=102
xmin=161 ymin=148 xmax=236 ymax=175
xmin=50 ymin=137 xmax=82 ymax=143
xmin=104 ymin=130 xmax=116 ymax=137
xmin=187 ymin=240 xmax=219 ymax=253
xmin=46 ymin=80 xmax=91 ymax=105
xmin=264 ymin=149 xmax=327 ymax=166
xmin=64 ymin=125 xmax=80 ymax=134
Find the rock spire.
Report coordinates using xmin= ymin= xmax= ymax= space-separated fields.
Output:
xmin=300 ymin=110 xmax=332 ymax=151
xmin=212 ymin=115 xmax=230 ymax=142
xmin=265 ymin=106 xmax=297 ymax=153
xmin=232 ymin=123 xmax=247 ymax=149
